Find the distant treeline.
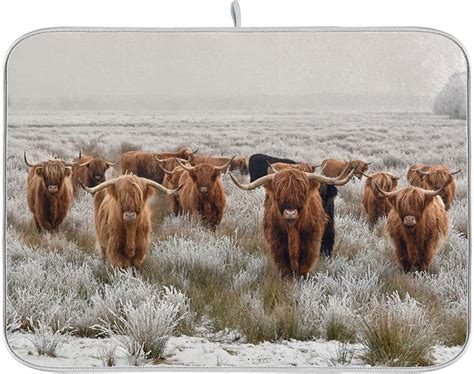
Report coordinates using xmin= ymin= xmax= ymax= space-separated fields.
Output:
xmin=433 ymin=72 xmax=467 ymax=120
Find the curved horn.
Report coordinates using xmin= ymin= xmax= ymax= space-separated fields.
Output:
xmin=266 ymin=160 xmax=279 ymax=174
xmin=229 ymin=172 xmax=274 ymax=190
xmin=362 ymin=172 xmax=371 ymax=178
xmin=416 ymin=169 xmax=430 ymax=176
xmin=366 ymin=162 xmax=372 ymax=166
xmin=450 ymin=169 xmax=462 ymax=176
xmin=214 ymin=156 xmax=235 ymax=171
xmin=307 ymin=166 xmax=356 ymax=186
xmin=80 ymin=177 xmax=119 ymax=194
xmin=192 ymin=149 xmax=199 ymax=154
xmin=105 ymin=159 xmax=120 ymax=167
xmin=23 ymin=152 xmax=40 ymax=168
xmin=143 ymin=178 xmax=183 ymax=195
xmin=373 ymin=182 xmax=398 ymax=198
xmin=158 ymin=164 xmax=175 ymax=176
xmin=78 ymin=150 xmax=82 ymax=159
xmin=175 ymin=157 xmax=196 ymax=172
xmin=387 ymin=173 xmax=400 ymax=180
xmin=80 ymin=159 xmax=93 ymax=167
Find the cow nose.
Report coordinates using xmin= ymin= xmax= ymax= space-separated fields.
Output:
xmin=48 ymin=185 xmax=58 ymax=193
xmin=403 ymin=215 xmax=417 ymax=227
xmin=283 ymin=209 xmax=299 ymax=221
xmin=199 ymin=186 xmax=208 ymax=193
xmin=123 ymin=211 xmax=137 ymax=222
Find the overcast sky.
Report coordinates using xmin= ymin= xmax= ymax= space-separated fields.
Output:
xmin=7 ymin=30 xmax=467 ymax=110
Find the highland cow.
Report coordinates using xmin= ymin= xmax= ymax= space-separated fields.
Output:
xmin=376 ymin=181 xmax=450 ymax=272
xmin=120 ymin=147 xmax=195 ymax=183
xmin=174 ymin=157 xmax=233 ymax=230
xmin=320 ymin=159 xmax=371 ymax=179
xmin=24 ymin=152 xmax=74 ymax=232
xmin=417 ymin=165 xmax=461 ymax=210
xmin=81 ymin=175 xmax=180 ymax=269
xmin=248 ymin=153 xmax=339 ymax=257
xmin=230 ymin=167 xmax=355 ymax=277
xmin=71 ymin=152 xmax=118 ymax=192
xmin=362 ymin=172 xmax=399 ymax=227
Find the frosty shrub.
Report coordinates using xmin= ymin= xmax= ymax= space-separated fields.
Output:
xmin=97 ymin=343 xmax=117 ymax=367
xmin=26 ymin=315 xmax=72 ymax=357
xmin=433 ymin=72 xmax=467 ymax=120
xmin=327 ymin=342 xmax=355 ymax=367
xmin=95 ymin=287 xmax=189 ymax=362
xmin=360 ymin=294 xmax=437 ymax=367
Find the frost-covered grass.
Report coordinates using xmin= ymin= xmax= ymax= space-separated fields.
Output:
xmin=5 ymin=111 xmax=468 ymax=368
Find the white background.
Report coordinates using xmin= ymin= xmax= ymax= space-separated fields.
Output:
xmin=0 ymin=0 xmax=471 ymax=373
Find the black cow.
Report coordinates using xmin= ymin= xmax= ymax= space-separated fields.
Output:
xmin=248 ymin=153 xmax=337 ymax=257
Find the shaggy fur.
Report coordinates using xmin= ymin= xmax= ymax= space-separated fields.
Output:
xmin=269 ymin=162 xmax=316 ymax=174
xmin=93 ymin=175 xmax=156 ymax=269
xmin=362 ymin=172 xmax=398 ymax=227
xmin=178 ymin=164 xmax=227 ymax=230
xmin=162 ymin=166 xmax=187 ymax=215
xmin=419 ymin=165 xmax=456 ymax=210
xmin=321 ymin=159 xmax=369 ymax=179
xmin=71 ymin=155 xmax=111 ymax=192
xmin=248 ymin=154 xmax=337 ymax=257
xmin=120 ymin=147 xmax=192 ymax=183
xmin=384 ymin=187 xmax=448 ymax=272
xmin=192 ymin=155 xmax=249 ymax=175
xmin=26 ymin=160 xmax=74 ymax=231
xmin=407 ymin=163 xmax=430 ymax=187
xmin=262 ymin=169 xmax=328 ymax=277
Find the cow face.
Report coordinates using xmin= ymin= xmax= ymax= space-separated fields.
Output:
xmin=419 ymin=167 xmax=451 ymax=190
xmin=230 ymin=157 xmax=249 ymax=175
xmin=108 ymin=176 xmax=154 ymax=223
xmin=350 ymin=160 xmax=370 ymax=179
xmin=368 ymin=173 xmax=398 ymax=198
xmin=267 ymin=169 xmax=312 ymax=225
xmin=35 ymin=160 xmax=72 ymax=195
xmin=188 ymin=164 xmax=221 ymax=195
xmin=84 ymin=159 xmax=110 ymax=186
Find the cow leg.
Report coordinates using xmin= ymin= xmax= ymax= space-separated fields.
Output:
xmin=33 ymin=216 xmax=42 ymax=232
xmin=320 ymin=218 xmax=335 ymax=257
xmin=298 ymin=230 xmax=320 ymax=277
xmin=396 ymin=239 xmax=411 ymax=272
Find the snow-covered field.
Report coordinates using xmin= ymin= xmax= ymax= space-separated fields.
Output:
xmin=4 ymin=111 xmax=469 ymax=369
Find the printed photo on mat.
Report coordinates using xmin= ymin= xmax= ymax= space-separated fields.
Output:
xmin=4 ymin=30 xmax=469 ymax=369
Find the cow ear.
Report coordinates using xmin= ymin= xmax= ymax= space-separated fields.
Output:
xmin=423 ymin=194 xmax=435 ymax=209
xmin=35 ymin=167 xmax=43 ymax=177
xmin=65 ymin=167 xmax=72 ymax=177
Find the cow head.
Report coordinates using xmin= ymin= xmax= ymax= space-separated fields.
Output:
xmin=417 ymin=166 xmax=460 ymax=190
xmin=268 ymin=162 xmax=316 ymax=175
xmin=374 ymin=178 xmax=451 ymax=229
xmin=348 ymin=160 xmax=371 ymax=179
xmin=231 ymin=157 xmax=249 ymax=175
xmin=176 ymin=147 xmax=198 ymax=162
xmin=176 ymin=157 xmax=233 ymax=195
xmin=364 ymin=172 xmax=399 ymax=198
xmin=80 ymin=157 xmax=118 ymax=186
xmin=80 ymin=174 xmax=181 ymax=223
xmin=230 ymin=166 xmax=355 ymax=225
xmin=24 ymin=152 xmax=74 ymax=195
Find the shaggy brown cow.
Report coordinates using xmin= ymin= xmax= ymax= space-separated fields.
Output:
xmin=160 ymin=165 xmax=187 ymax=215
xmin=120 ymin=147 xmax=195 ymax=183
xmin=230 ymin=167 xmax=355 ymax=277
xmin=362 ymin=172 xmax=399 ymax=227
xmin=71 ymin=152 xmax=118 ymax=192
xmin=406 ymin=163 xmax=430 ymax=187
xmin=376 ymin=181 xmax=450 ymax=272
xmin=81 ymin=175 xmax=180 ymax=269
xmin=320 ymin=159 xmax=371 ymax=179
xmin=191 ymin=154 xmax=249 ymax=175
xmin=417 ymin=165 xmax=460 ymax=210
xmin=175 ymin=157 xmax=233 ymax=230
xmin=24 ymin=152 xmax=74 ymax=232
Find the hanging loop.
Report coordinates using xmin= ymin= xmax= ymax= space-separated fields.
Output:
xmin=231 ymin=0 xmax=241 ymax=27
